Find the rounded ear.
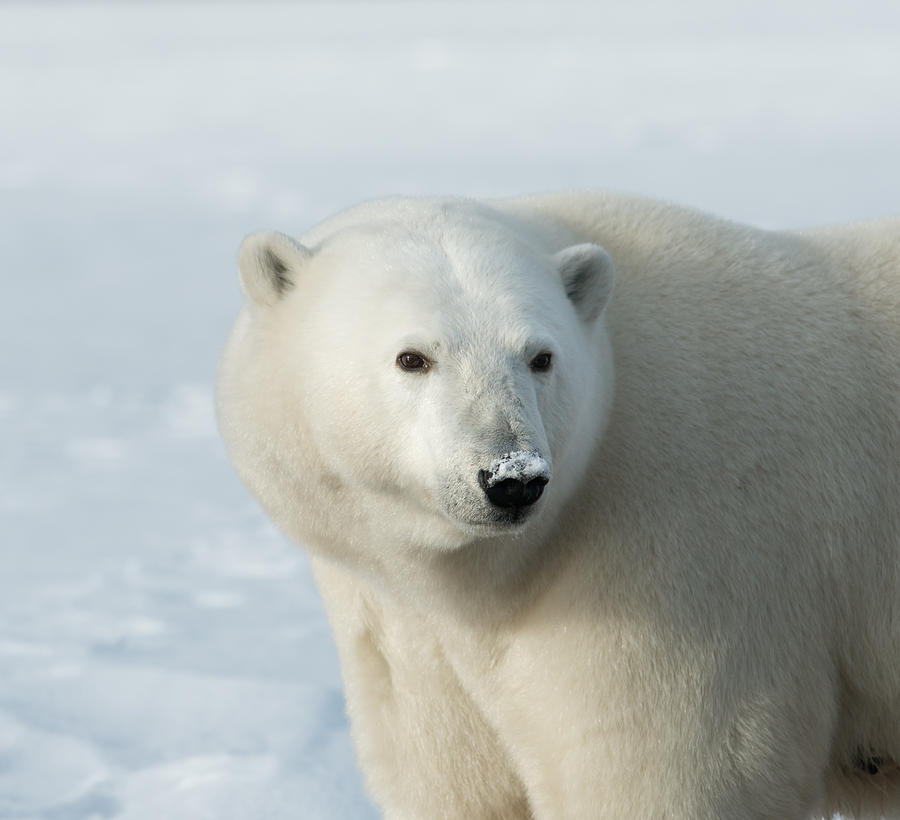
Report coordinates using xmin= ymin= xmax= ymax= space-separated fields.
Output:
xmin=554 ymin=243 xmax=615 ymax=323
xmin=237 ymin=230 xmax=311 ymax=307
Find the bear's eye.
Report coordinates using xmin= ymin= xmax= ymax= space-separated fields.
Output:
xmin=530 ymin=352 xmax=552 ymax=372
xmin=397 ymin=351 xmax=430 ymax=372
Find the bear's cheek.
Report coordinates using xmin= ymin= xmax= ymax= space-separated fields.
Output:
xmin=292 ymin=360 xmax=398 ymax=490
xmin=387 ymin=389 xmax=457 ymax=494
xmin=537 ymin=380 xmax=580 ymax=458
xmin=310 ymin=364 xmax=451 ymax=501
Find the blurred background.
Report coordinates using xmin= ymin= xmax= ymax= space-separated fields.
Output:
xmin=1 ymin=2 xmax=898 ymax=818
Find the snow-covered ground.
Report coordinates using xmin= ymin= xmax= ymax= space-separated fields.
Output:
xmin=1 ymin=3 xmax=898 ymax=817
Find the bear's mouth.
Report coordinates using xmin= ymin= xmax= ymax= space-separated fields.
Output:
xmin=453 ymin=504 xmax=540 ymax=535
xmin=436 ymin=474 xmax=547 ymax=537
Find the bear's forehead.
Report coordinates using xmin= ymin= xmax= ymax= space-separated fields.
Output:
xmin=313 ymin=213 xmax=548 ymax=299
xmin=306 ymin=233 xmax=563 ymax=358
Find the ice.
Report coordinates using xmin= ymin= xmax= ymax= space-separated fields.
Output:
xmin=2 ymin=1 xmax=897 ymax=817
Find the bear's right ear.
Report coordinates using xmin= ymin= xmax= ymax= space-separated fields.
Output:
xmin=238 ymin=231 xmax=312 ymax=307
xmin=554 ymin=243 xmax=615 ymax=323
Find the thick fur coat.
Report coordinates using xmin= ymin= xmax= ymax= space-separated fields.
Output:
xmin=217 ymin=192 xmax=900 ymax=819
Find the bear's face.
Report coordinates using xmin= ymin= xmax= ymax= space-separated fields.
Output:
xmin=218 ymin=200 xmax=614 ymax=566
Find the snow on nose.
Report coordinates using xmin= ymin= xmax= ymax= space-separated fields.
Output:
xmin=483 ymin=450 xmax=552 ymax=485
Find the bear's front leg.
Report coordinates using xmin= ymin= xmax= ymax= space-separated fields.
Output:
xmin=314 ymin=560 xmax=533 ymax=819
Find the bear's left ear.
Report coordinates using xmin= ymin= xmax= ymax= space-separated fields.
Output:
xmin=238 ymin=230 xmax=312 ymax=307
xmin=554 ymin=243 xmax=615 ymax=323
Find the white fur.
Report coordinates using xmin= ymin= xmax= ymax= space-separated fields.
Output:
xmin=217 ymin=192 xmax=900 ymax=819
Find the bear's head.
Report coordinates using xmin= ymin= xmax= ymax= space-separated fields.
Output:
xmin=217 ymin=198 xmax=614 ymax=589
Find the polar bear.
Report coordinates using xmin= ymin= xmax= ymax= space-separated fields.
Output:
xmin=217 ymin=192 xmax=900 ymax=819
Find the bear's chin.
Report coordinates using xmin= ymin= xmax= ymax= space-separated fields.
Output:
xmin=447 ymin=506 xmax=542 ymax=539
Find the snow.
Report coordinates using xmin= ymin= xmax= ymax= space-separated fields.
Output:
xmin=487 ymin=451 xmax=552 ymax=484
xmin=1 ymin=2 xmax=897 ymax=817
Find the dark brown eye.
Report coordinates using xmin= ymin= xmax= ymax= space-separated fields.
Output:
xmin=530 ymin=352 xmax=552 ymax=372
xmin=397 ymin=351 xmax=429 ymax=371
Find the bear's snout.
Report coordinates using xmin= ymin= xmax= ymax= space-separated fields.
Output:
xmin=477 ymin=451 xmax=551 ymax=509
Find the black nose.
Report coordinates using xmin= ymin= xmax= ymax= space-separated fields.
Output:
xmin=478 ymin=471 xmax=548 ymax=509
